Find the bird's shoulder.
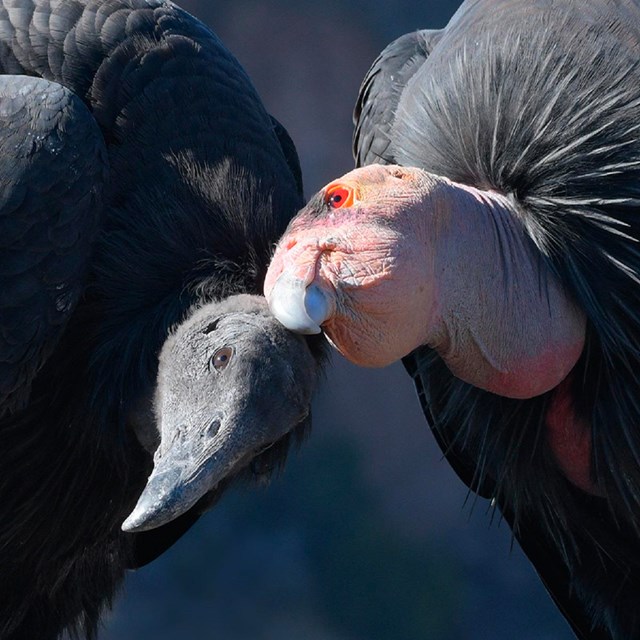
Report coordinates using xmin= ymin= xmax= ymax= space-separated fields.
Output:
xmin=0 ymin=75 xmax=107 ymax=415
xmin=353 ymin=28 xmax=442 ymax=168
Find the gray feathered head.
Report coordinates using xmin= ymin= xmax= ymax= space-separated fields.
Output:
xmin=123 ymin=294 xmax=319 ymax=532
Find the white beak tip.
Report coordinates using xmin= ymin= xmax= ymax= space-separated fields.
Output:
xmin=267 ymin=274 xmax=329 ymax=335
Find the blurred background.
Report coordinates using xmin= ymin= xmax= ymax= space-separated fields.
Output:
xmin=104 ymin=1 xmax=575 ymax=638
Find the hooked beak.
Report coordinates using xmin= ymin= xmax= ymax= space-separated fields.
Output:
xmin=266 ymin=271 xmax=330 ymax=335
xmin=123 ymin=294 xmax=321 ymax=534
xmin=123 ymin=417 xmax=257 ymax=533
xmin=264 ymin=237 xmax=333 ymax=335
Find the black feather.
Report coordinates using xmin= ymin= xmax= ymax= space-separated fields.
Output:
xmin=0 ymin=1 xmax=322 ymax=638
xmin=354 ymin=1 xmax=640 ymax=638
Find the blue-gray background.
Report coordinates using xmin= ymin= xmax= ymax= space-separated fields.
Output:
xmin=103 ymin=2 xmax=575 ymax=638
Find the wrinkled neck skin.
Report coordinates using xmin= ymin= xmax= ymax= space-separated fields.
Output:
xmin=266 ymin=165 xmax=586 ymax=399
xmin=401 ymin=175 xmax=585 ymax=399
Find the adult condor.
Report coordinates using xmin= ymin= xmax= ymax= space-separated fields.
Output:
xmin=0 ymin=0 xmax=324 ymax=638
xmin=265 ymin=1 xmax=640 ymax=638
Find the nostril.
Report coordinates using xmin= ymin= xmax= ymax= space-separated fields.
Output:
xmin=321 ymin=237 xmax=339 ymax=250
xmin=389 ymin=167 xmax=407 ymax=179
xmin=204 ymin=419 xmax=221 ymax=439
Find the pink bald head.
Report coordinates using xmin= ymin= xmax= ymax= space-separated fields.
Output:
xmin=265 ymin=165 xmax=438 ymax=367
xmin=265 ymin=164 xmax=586 ymax=399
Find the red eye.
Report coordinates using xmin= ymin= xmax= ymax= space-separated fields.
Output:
xmin=325 ymin=184 xmax=355 ymax=209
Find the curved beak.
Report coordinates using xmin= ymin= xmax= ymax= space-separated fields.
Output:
xmin=123 ymin=294 xmax=321 ymax=534
xmin=264 ymin=236 xmax=333 ymax=334
xmin=121 ymin=458 xmax=213 ymax=533
xmin=266 ymin=272 xmax=330 ymax=335
xmin=122 ymin=418 xmax=258 ymax=533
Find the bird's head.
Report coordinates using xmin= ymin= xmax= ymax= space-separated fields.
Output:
xmin=265 ymin=164 xmax=437 ymax=368
xmin=265 ymin=164 xmax=586 ymax=399
xmin=122 ymin=294 xmax=319 ymax=532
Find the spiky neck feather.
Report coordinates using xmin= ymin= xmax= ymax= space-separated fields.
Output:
xmin=387 ymin=8 xmax=640 ymax=636
xmin=415 ymin=177 xmax=586 ymax=399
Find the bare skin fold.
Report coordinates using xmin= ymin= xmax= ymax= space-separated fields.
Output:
xmin=265 ymin=164 xmax=586 ymax=400
xmin=265 ymin=164 xmax=592 ymax=494
xmin=265 ymin=1 xmax=640 ymax=638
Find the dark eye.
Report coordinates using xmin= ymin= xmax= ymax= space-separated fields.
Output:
xmin=210 ymin=346 xmax=234 ymax=372
xmin=325 ymin=184 xmax=355 ymax=209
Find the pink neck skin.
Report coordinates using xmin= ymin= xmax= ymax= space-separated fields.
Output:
xmin=545 ymin=374 xmax=599 ymax=494
xmin=413 ymin=176 xmax=586 ymax=400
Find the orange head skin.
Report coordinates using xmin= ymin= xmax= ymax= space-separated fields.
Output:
xmin=265 ymin=164 xmax=586 ymax=400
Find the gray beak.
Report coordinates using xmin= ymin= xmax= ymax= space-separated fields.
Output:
xmin=121 ymin=461 xmax=209 ymax=533
xmin=122 ymin=420 xmax=250 ymax=533
xmin=122 ymin=294 xmax=320 ymax=534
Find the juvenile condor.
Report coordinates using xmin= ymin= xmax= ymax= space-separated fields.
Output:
xmin=0 ymin=0 xmax=324 ymax=637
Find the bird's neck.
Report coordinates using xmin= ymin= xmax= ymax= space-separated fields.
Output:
xmin=421 ymin=177 xmax=586 ymax=399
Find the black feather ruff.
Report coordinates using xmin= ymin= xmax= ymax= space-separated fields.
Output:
xmin=355 ymin=2 xmax=640 ymax=638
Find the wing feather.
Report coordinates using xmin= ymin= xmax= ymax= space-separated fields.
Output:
xmin=0 ymin=75 xmax=106 ymax=414
xmin=353 ymin=28 xmax=442 ymax=168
